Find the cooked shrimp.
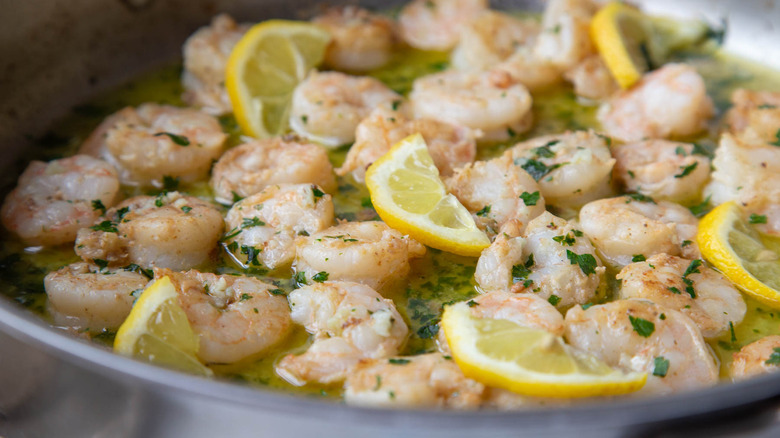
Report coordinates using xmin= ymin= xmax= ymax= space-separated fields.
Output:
xmin=598 ymin=64 xmax=714 ymax=142
xmin=75 ymin=192 xmax=224 ymax=271
xmin=336 ymin=106 xmax=477 ymax=183
xmin=1 ymin=155 xmax=120 ymax=246
xmin=617 ymin=254 xmax=746 ymax=338
xmin=451 ymin=10 xmax=540 ymax=72
xmin=729 ymin=336 xmax=780 ymax=381
xmin=344 ymin=353 xmax=483 ymax=409
xmin=409 ymin=69 xmax=533 ymax=141
xmin=579 ymin=196 xmax=700 ymax=267
xmin=293 ymin=221 xmax=425 ymax=291
xmin=181 ymin=14 xmax=249 ymax=115
xmin=563 ymin=55 xmax=619 ymax=100
xmin=504 ymin=130 xmax=616 ymax=209
xmin=312 ymin=6 xmax=395 ymax=72
xmin=275 ymin=281 xmax=408 ymax=385
xmin=289 ymin=71 xmax=400 ymax=147
xmin=445 ymin=154 xmax=545 ymax=237
xmin=613 ymin=140 xmax=711 ymax=204
xmin=160 ymin=268 xmax=292 ymax=364
xmin=565 ymin=299 xmax=719 ymax=395
xmin=398 ymin=0 xmax=488 ymax=51
xmin=223 ymin=184 xmax=334 ymax=270
xmin=723 ymin=89 xmax=780 ymax=143
xmin=210 ymin=137 xmax=336 ymax=205
xmin=44 ymin=262 xmax=149 ymax=330
xmin=79 ymin=104 xmax=227 ymax=187
xmin=476 ymin=213 xmax=605 ymax=308
xmin=704 ymin=133 xmax=780 ymax=236
xmin=532 ymin=0 xmax=596 ymax=70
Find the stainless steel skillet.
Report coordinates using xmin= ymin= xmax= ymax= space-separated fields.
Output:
xmin=1 ymin=0 xmax=780 ymax=437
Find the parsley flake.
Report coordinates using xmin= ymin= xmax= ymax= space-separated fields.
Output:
xmin=674 ymin=162 xmax=698 ymax=178
xmin=520 ymin=159 xmax=564 ymax=181
xmin=629 ymin=315 xmax=655 ymax=337
xmin=548 ymin=295 xmax=561 ymax=306
xmin=241 ymin=217 xmax=266 ymax=228
xmin=653 ymin=356 xmax=670 ymax=377
xmin=240 ymin=293 xmax=252 ymax=301
xmin=519 ymin=191 xmax=541 ymax=206
xmin=312 ymin=271 xmax=329 ymax=283
xmin=765 ymin=347 xmax=780 ymax=365
xmin=626 ymin=193 xmax=656 ymax=204
xmin=565 ymin=250 xmax=598 ymax=275
xmin=389 ymin=358 xmax=411 ymax=365
xmin=91 ymin=199 xmax=106 ymax=214
xmin=162 ymin=175 xmax=180 ymax=191
xmin=632 ymin=254 xmax=646 ymax=262
xmin=90 ymin=220 xmax=118 ymax=233
xmin=476 ymin=205 xmax=491 ymax=217
xmin=749 ymin=214 xmax=768 ymax=224
xmin=312 ymin=186 xmax=325 ymax=199
xmin=154 ymin=132 xmax=190 ymax=146
xmin=181 ymin=206 xmax=192 ymax=213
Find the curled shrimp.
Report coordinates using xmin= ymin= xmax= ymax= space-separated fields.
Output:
xmin=80 ymin=103 xmax=227 ymax=187
xmin=598 ymin=64 xmax=714 ymax=142
xmin=293 ymin=221 xmax=425 ymax=291
xmin=275 ymin=281 xmax=408 ymax=385
xmin=451 ymin=10 xmax=540 ymax=72
xmin=75 ymin=191 xmax=224 ymax=271
xmin=617 ymin=253 xmax=746 ymax=338
xmin=532 ymin=0 xmax=596 ymax=70
xmin=289 ymin=71 xmax=400 ymax=147
xmin=565 ymin=299 xmax=719 ymax=395
xmin=504 ymin=130 xmax=616 ymax=209
xmin=336 ymin=106 xmax=477 ymax=183
xmin=409 ymin=69 xmax=533 ymax=141
xmin=210 ymin=137 xmax=336 ymax=205
xmin=344 ymin=352 xmax=484 ymax=409
xmin=160 ymin=268 xmax=293 ymax=364
xmin=729 ymin=336 xmax=780 ymax=381
xmin=312 ymin=6 xmax=396 ymax=72
xmin=398 ymin=0 xmax=488 ymax=51
xmin=563 ymin=55 xmax=619 ymax=100
xmin=723 ymin=89 xmax=780 ymax=144
xmin=613 ymin=140 xmax=711 ymax=204
xmin=1 ymin=155 xmax=120 ymax=246
xmin=579 ymin=196 xmax=700 ymax=267
xmin=182 ymin=14 xmax=249 ymax=115
xmin=223 ymin=183 xmax=334 ymax=270
xmin=44 ymin=262 xmax=150 ymax=331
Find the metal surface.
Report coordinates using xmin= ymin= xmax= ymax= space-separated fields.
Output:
xmin=1 ymin=0 xmax=780 ymax=437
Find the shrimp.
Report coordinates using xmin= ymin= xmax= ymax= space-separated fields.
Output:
xmin=289 ymin=71 xmax=401 ymax=147
xmin=532 ymin=0 xmax=596 ymax=70
xmin=704 ymin=133 xmax=780 ymax=236
xmin=210 ymin=137 xmax=336 ymax=205
xmin=397 ymin=0 xmax=488 ymax=51
xmin=336 ymin=106 xmax=477 ymax=183
xmin=563 ymin=55 xmax=619 ymax=100
xmin=1 ymin=155 xmax=120 ymax=246
xmin=617 ymin=254 xmax=746 ymax=338
xmin=613 ymin=140 xmax=711 ymax=204
xmin=75 ymin=192 xmax=224 ymax=271
xmin=344 ymin=353 xmax=484 ymax=409
xmin=409 ymin=69 xmax=533 ymax=141
xmin=451 ymin=10 xmax=540 ymax=72
xmin=504 ymin=130 xmax=616 ymax=209
xmin=723 ymin=89 xmax=780 ymax=143
xmin=598 ymin=64 xmax=714 ymax=142
xmin=312 ymin=6 xmax=395 ymax=72
xmin=729 ymin=336 xmax=780 ymax=381
xmin=293 ymin=221 xmax=425 ymax=291
xmin=223 ymin=184 xmax=334 ymax=270
xmin=275 ymin=281 xmax=408 ymax=385
xmin=181 ymin=14 xmax=249 ymax=115
xmin=476 ymin=212 xmax=605 ymax=308
xmin=44 ymin=262 xmax=149 ymax=330
xmin=564 ymin=299 xmax=719 ymax=395
xmin=445 ymin=154 xmax=545 ymax=237
xmin=159 ymin=268 xmax=292 ymax=364
xmin=489 ymin=49 xmax=565 ymax=92
xmin=79 ymin=103 xmax=227 ymax=187
xmin=579 ymin=196 xmax=700 ymax=267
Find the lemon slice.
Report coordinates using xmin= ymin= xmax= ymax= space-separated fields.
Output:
xmin=441 ymin=302 xmax=647 ymax=398
xmin=115 ymin=276 xmax=212 ymax=376
xmin=698 ymin=202 xmax=780 ymax=308
xmin=225 ymin=20 xmax=330 ymax=138
xmin=591 ymin=2 xmax=654 ymax=89
xmin=365 ymin=134 xmax=490 ymax=257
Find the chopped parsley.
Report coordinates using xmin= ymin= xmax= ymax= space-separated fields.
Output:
xmin=93 ymin=258 xmax=109 ymax=270
xmin=391 ymin=100 xmax=401 ymax=111
xmin=552 ymin=232 xmax=576 ymax=246
xmin=154 ymin=132 xmax=190 ymax=146
xmin=361 ymin=197 xmax=373 ymax=208
xmin=749 ymin=214 xmax=768 ymax=224
xmin=294 ymin=271 xmax=307 ymax=285
xmin=681 ymin=259 xmax=702 ymax=298
xmin=476 ymin=205 xmax=491 ymax=217
xmin=770 ymin=129 xmax=780 ymax=147
xmin=765 ymin=347 xmax=780 ymax=365
xmin=240 ymin=293 xmax=252 ymax=301
xmin=507 ymin=127 xmax=517 ymax=137
xmin=312 ymin=186 xmax=325 ymax=199
xmin=154 ymin=193 xmax=166 ymax=207
xmin=231 ymin=191 xmax=244 ymax=203
xmin=548 ymin=295 xmax=561 ymax=306
xmin=681 ymin=240 xmax=693 ymax=247
xmin=625 ymin=193 xmax=656 ymax=204
xmin=240 ymin=245 xmax=261 ymax=266
xmin=388 ymin=358 xmax=410 ymax=365
xmin=533 ymin=141 xmax=558 ymax=158
xmin=581 ymin=303 xmax=594 ymax=310
xmin=511 ymin=254 xmax=535 ymax=285
xmin=688 ymin=196 xmax=711 ymax=217
xmin=466 ymin=300 xmax=479 ymax=307
xmin=124 ymin=263 xmax=153 ymax=279
xmin=653 ymin=356 xmax=670 ymax=377
xmin=242 ymin=217 xmax=266 ymax=228
xmin=222 ymin=227 xmax=242 ymax=241
xmin=91 ymin=199 xmax=106 ymax=214
xmin=301 ymin=115 xmax=308 ymax=125
xmin=667 ymin=286 xmax=681 ymax=295
xmin=90 ymin=220 xmax=118 ymax=233
xmin=269 ymin=288 xmax=286 ymax=296
xmin=116 ymin=206 xmax=130 ymax=221
xmin=181 ymin=206 xmax=192 ymax=213
xmin=417 ymin=319 xmax=440 ymax=339
xmin=565 ymin=250 xmax=598 ymax=275
xmin=629 ymin=315 xmax=655 ymax=338
xmin=691 ymin=143 xmax=713 ymax=158
xmin=632 ymin=254 xmax=646 ymax=262
xmin=162 ymin=175 xmax=180 ymax=191
xmin=674 ymin=146 xmax=687 ymax=156
xmin=519 ymin=159 xmax=564 ymax=181
xmin=519 ymin=191 xmax=541 ymax=206
xmin=312 ymin=271 xmax=329 ymax=283
xmin=729 ymin=321 xmax=737 ymax=343
xmin=674 ymin=162 xmax=698 ymax=178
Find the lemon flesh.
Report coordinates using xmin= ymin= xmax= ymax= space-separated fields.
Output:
xmin=225 ymin=20 xmax=330 ymax=138
xmin=591 ymin=2 xmax=653 ymax=89
xmin=698 ymin=202 xmax=780 ymax=308
xmin=114 ymin=276 xmax=212 ymax=376
xmin=365 ymin=134 xmax=490 ymax=257
xmin=442 ymin=302 xmax=647 ymax=398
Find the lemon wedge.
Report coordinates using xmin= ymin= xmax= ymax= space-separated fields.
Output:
xmin=365 ymin=134 xmax=490 ymax=257
xmin=441 ymin=302 xmax=647 ymax=398
xmin=590 ymin=2 xmax=654 ymax=89
xmin=697 ymin=202 xmax=780 ymax=308
xmin=115 ymin=276 xmax=212 ymax=376
xmin=225 ymin=20 xmax=330 ymax=138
